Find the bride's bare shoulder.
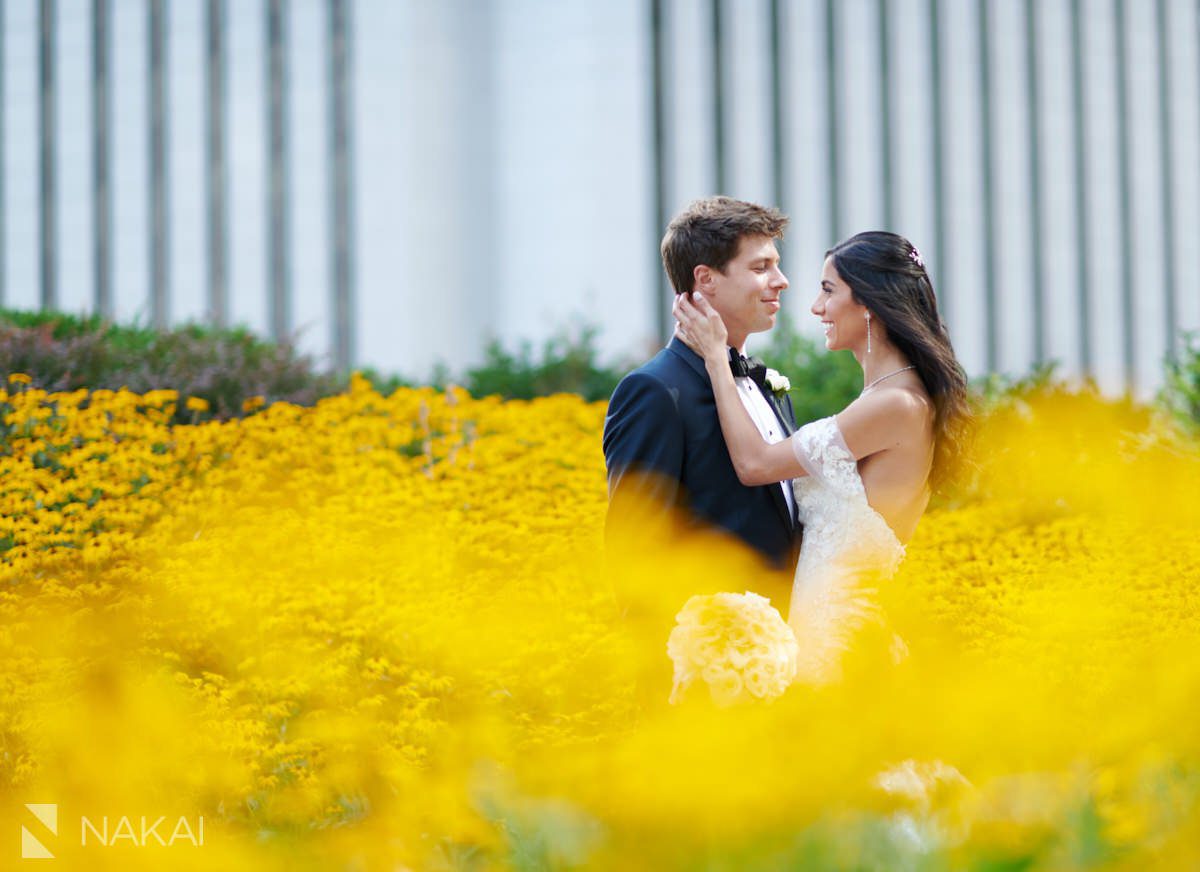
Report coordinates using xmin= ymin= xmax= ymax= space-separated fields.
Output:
xmin=835 ymin=387 xmax=932 ymax=459
xmin=842 ymin=386 xmax=930 ymax=426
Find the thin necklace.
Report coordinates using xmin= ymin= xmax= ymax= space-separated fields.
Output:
xmin=862 ymin=365 xmax=916 ymax=393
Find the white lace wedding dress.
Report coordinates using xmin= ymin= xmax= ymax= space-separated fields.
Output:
xmin=787 ymin=415 xmax=907 ymax=685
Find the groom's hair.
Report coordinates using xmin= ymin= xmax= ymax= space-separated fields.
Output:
xmin=661 ymin=197 xmax=788 ymax=296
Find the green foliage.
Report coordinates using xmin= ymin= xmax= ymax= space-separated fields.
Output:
xmin=756 ymin=312 xmax=862 ymax=423
xmin=11 ymin=307 xmax=1193 ymax=436
xmin=0 ymin=306 xmax=252 ymax=354
xmin=1160 ymin=331 xmax=1200 ymax=435
xmin=1 ymin=308 xmax=342 ymax=424
xmin=353 ymin=366 xmax=413 ymax=397
xmin=461 ymin=326 xmax=625 ymax=403
xmin=0 ymin=309 xmax=627 ymax=414
xmin=970 ymin=361 xmax=1070 ymax=414
xmin=0 ymin=309 xmax=864 ymax=419
xmin=1 ymin=306 xmax=146 ymax=342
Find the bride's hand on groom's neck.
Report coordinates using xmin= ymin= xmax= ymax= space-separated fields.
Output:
xmin=673 ymin=324 xmax=705 ymax=361
xmin=674 ymin=292 xmax=728 ymax=364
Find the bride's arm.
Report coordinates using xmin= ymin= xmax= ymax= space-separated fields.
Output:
xmin=705 ymin=354 xmax=807 ymax=486
xmin=673 ymin=294 xmax=807 ymax=486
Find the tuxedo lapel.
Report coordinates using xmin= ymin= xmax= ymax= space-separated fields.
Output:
xmin=765 ymin=390 xmax=799 ymax=530
xmin=667 ymin=336 xmax=796 ymax=532
xmin=758 ymin=387 xmax=797 ymax=531
xmin=766 ymin=462 xmax=795 ymax=531
xmin=763 ymin=389 xmax=796 ymax=437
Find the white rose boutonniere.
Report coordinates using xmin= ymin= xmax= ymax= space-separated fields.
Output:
xmin=764 ymin=368 xmax=791 ymax=397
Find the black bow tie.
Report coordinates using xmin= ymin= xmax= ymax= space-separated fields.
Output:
xmin=729 ymin=349 xmax=769 ymax=391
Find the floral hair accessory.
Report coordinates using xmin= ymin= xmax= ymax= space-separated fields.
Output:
xmin=909 ymin=246 xmax=924 ymax=268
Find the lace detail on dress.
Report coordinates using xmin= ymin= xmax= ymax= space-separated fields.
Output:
xmin=787 ymin=416 xmax=906 ymax=685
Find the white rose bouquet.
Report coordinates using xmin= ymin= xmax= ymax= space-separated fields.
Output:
xmin=667 ymin=591 xmax=799 ymax=706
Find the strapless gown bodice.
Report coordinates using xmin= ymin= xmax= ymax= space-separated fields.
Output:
xmin=787 ymin=415 xmax=906 ymax=684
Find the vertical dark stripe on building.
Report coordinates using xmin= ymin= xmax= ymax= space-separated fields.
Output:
xmin=1196 ymin=0 xmax=1200 ymax=352
xmin=1024 ymin=0 xmax=1045 ymax=364
xmin=93 ymin=0 xmax=112 ymax=317
xmin=206 ymin=0 xmax=227 ymax=327
xmin=650 ymin=0 xmax=669 ymax=337
xmin=977 ymin=0 xmax=998 ymax=371
xmin=928 ymin=0 xmax=948 ymax=323
xmin=148 ymin=0 xmax=168 ymax=327
xmin=1155 ymin=0 xmax=1177 ymax=360
xmin=328 ymin=0 xmax=355 ymax=371
xmin=824 ymin=0 xmax=839 ymax=244
xmin=40 ymin=0 xmax=57 ymax=310
xmin=877 ymin=0 xmax=894 ymax=231
xmin=1113 ymin=0 xmax=1135 ymax=391
xmin=768 ymin=0 xmax=785 ymax=212
xmin=267 ymin=0 xmax=290 ymax=341
xmin=711 ymin=0 xmax=726 ymax=193
xmin=1069 ymin=0 xmax=1091 ymax=373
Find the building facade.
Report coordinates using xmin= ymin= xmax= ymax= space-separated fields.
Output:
xmin=2 ymin=0 xmax=1198 ymax=395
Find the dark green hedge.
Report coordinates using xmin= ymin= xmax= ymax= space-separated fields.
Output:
xmin=0 ymin=310 xmax=856 ymax=421
xmin=1162 ymin=332 xmax=1200 ymax=436
xmin=1 ymin=308 xmax=342 ymax=424
xmin=5 ymin=308 xmax=1195 ymax=433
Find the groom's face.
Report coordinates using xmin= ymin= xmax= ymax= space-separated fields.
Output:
xmin=695 ymin=234 xmax=788 ymax=348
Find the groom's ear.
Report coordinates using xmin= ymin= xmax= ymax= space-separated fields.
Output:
xmin=693 ymin=264 xmax=713 ymax=294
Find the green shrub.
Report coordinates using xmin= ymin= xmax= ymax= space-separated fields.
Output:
xmin=1 ymin=308 xmax=341 ymax=424
xmin=461 ymin=326 xmax=625 ymax=403
xmin=971 ymin=361 xmax=1066 ymax=413
xmin=1160 ymin=332 xmax=1200 ymax=435
xmin=23 ymin=308 xmax=1192 ymax=439
xmin=353 ymin=366 xmax=413 ymax=397
xmin=0 ymin=309 xmax=628 ymax=414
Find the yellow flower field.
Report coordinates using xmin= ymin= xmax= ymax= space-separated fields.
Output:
xmin=1 ymin=373 xmax=1198 ymax=870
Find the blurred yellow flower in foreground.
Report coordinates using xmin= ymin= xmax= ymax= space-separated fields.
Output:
xmin=0 ymin=380 xmax=1197 ymax=870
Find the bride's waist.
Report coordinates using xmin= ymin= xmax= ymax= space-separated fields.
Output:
xmin=797 ymin=533 xmax=903 ymax=572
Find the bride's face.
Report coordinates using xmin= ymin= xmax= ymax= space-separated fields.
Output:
xmin=811 ymin=257 xmax=868 ymax=352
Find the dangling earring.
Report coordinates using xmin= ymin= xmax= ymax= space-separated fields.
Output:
xmin=865 ymin=311 xmax=872 ymax=354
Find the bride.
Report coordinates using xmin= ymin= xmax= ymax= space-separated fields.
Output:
xmin=673 ymin=231 xmax=970 ymax=684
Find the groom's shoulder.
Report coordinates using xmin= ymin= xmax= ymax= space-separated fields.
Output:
xmin=630 ymin=346 xmax=677 ymax=379
xmin=607 ymin=346 xmax=693 ymax=419
xmin=611 ymin=347 xmax=694 ymax=400
xmin=611 ymin=353 xmax=674 ymax=404
xmin=625 ymin=342 xmax=701 ymax=385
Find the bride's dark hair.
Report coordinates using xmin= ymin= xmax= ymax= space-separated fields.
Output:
xmin=826 ymin=231 xmax=972 ymax=493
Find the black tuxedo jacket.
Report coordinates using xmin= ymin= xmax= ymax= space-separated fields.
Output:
xmin=602 ymin=337 xmax=800 ymax=568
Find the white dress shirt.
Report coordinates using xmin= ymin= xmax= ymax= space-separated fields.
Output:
xmin=732 ymin=373 xmax=797 ymax=524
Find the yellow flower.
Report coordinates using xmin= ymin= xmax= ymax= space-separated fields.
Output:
xmin=185 ymin=396 xmax=210 ymax=412
xmin=1 ymin=380 xmax=1198 ymax=867
xmin=7 ymin=372 xmax=32 ymax=385
xmin=242 ymin=395 xmax=266 ymax=413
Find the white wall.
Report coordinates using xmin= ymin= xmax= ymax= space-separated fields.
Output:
xmin=2 ymin=0 xmax=1198 ymax=395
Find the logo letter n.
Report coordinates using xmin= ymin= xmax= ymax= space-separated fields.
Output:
xmin=21 ymin=803 xmax=57 ymax=859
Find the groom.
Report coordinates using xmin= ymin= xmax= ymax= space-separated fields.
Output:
xmin=603 ymin=196 xmax=800 ymax=569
